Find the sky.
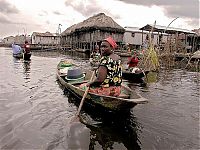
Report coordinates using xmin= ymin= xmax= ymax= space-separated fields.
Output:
xmin=0 ymin=0 xmax=199 ymax=39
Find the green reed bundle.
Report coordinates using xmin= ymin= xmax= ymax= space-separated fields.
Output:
xmin=140 ymin=21 xmax=160 ymax=71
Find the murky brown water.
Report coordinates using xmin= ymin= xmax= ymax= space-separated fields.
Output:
xmin=0 ymin=47 xmax=199 ymax=150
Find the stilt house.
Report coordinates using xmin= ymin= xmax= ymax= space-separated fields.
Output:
xmin=61 ymin=13 xmax=125 ymax=51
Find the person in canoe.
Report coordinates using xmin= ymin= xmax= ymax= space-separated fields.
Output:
xmin=89 ymin=44 xmax=101 ymax=67
xmin=12 ymin=42 xmax=22 ymax=55
xmin=81 ymin=37 xmax=122 ymax=96
xmin=127 ymin=50 xmax=140 ymax=73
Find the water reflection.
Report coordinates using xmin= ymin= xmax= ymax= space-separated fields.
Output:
xmin=66 ymin=122 xmax=90 ymax=150
xmin=82 ymin=110 xmax=141 ymax=150
xmin=86 ymin=114 xmax=141 ymax=150
xmin=63 ymin=88 xmax=141 ymax=150
xmin=32 ymin=50 xmax=62 ymax=58
xmin=145 ymin=71 xmax=158 ymax=83
xmin=0 ymin=48 xmax=199 ymax=150
xmin=61 ymin=50 xmax=90 ymax=60
xmin=13 ymin=57 xmax=22 ymax=69
xmin=23 ymin=61 xmax=31 ymax=80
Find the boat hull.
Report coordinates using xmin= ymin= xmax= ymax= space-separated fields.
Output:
xmin=122 ymin=70 xmax=149 ymax=81
xmin=57 ymin=60 xmax=148 ymax=112
xmin=13 ymin=53 xmax=23 ymax=59
xmin=89 ymin=59 xmax=148 ymax=82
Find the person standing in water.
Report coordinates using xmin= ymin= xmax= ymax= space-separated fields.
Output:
xmin=23 ymin=40 xmax=31 ymax=54
xmin=23 ymin=40 xmax=31 ymax=60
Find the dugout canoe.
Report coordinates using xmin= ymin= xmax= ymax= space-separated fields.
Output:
xmin=122 ymin=70 xmax=149 ymax=81
xmin=56 ymin=60 xmax=148 ymax=112
xmin=13 ymin=53 xmax=23 ymax=59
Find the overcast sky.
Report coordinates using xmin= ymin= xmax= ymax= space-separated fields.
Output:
xmin=0 ymin=0 xmax=199 ymax=38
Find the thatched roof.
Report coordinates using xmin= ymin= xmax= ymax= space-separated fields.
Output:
xmin=192 ymin=28 xmax=200 ymax=36
xmin=61 ymin=13 xmax=125 ymax=36
xmin=61 ymin=24 xmax=78 ymax=36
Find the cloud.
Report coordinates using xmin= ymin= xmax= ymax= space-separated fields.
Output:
xmin=0 ymin=0 xmax=20 ymax=26
xmin=65 ymin=0 xmax=102 ymax=17
xmin=53 ymin=11 xmax=63 ymax=15
xmin=0 ymin=13 xmax=36 ymax=27
xmin=163 ymin=4 xmax=199 ymax=27
xmin=0 ymin=13 xmax=30 ymax=25
xmin=46 ymin=20 xmax=50 ymax=25
xmin=118 ymin=0 xmax=199 ymax=20
xmin=38 ymin=11 xmax=48 ymax=17
xmin=0 ymin=14 xmax=12 ymax=24
xmin=0 ymin=0 xmax=19 ymax=14
xmin=64 ymin=0 xmax=121 ymax=21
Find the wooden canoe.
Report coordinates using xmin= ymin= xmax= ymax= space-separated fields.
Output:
xmin=13 ymin=53 xmax=23 ymax=59
xmin=57 ymin=60 xmax=148 ymax=112
xmin=13 ymin=53 xmax=31 ymax=60
xmin=122 ymin=70 xmax=149 ymax=81
xmin=89 ymin=59 xmax=148 ymax=82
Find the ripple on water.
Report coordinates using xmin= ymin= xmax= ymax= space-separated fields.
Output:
xmin=0 ymin=48 xmax=199 ymax=150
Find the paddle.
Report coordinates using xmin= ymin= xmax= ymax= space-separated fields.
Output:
xmin=75 ymin=70 xmax=96 ymax=117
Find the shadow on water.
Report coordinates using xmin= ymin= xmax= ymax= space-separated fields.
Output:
xmin=12 ymin=57 xmax=22 ymax=68
xmin=22 ymin=60 xmax=31 ymax=80
xmin=84 ymin=115 xmax=141 ymax=150
xmin=80 ymin=109 xmax=142 ymax=150
xmin=13 ymin=57 xmax=31 ymax=80
xmin=58 ymin=84 xmax=142 ymax=150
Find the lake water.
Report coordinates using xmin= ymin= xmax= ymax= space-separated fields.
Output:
xmin=0 ymin=47 xmax=199 ymax=150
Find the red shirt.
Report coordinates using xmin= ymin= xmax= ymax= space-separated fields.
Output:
xmin=24 ymin=44 xmax=31 ymax=53
xmin=127 ymin=56 xmax=138 ymax=67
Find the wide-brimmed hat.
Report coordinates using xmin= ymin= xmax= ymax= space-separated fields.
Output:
xmin=65 ymin=74 xmax=85 ymax=81
xmin=65 ymin=68 xmax=85 ymax=80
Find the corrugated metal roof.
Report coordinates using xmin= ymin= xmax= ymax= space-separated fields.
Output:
xmin=32 ymin=32 xmax=58 ymax=37
xmin=124 ymin=26 xmax=168 ymax=35
xmin=140 ymin=24 xmax=196 ymax=34
xmin=124 ymin=26 xmax=142 ymax=32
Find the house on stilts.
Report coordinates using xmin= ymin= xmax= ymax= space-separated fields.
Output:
xmin=139 ymin=24 xmax=197 ymax=53
xmin=60 ymin=13 xmax=125 ymax=52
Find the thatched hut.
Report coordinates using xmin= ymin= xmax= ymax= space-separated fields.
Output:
xmin=61 ymin=13 xmax=125 ymax=51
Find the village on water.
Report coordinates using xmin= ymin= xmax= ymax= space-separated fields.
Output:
xmin=0 ymin=12 xmax=200 ymax=80
xmin=0 ymin=12 xmax=200 ymax=150
xmin=1 ymin=13 xmax=200 ymax=64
